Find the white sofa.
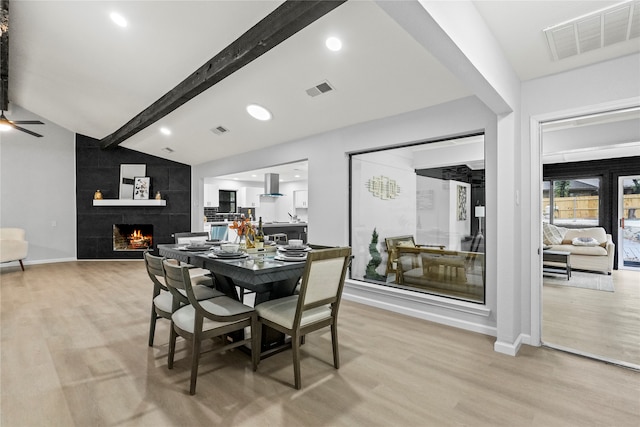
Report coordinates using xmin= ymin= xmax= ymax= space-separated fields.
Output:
xmin=0 ymin=228 xmax=29 ymax=271
xmin=543 ymin=224 xmax=614 ymax=274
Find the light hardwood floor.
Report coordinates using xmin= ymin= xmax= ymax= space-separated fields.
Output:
xmin=1 ymin=261 xmax=639 ymax=426
xmin=543 ymin=269 xmax=640 ymax=367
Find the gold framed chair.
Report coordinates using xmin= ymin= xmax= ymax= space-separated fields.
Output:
xmin=384 ymin=235 xmax=445 ymax=276
xmin=163 ymin=261 xmax=258 ymax=395
xmin=255 ymin=247 xmax=351 ymax=389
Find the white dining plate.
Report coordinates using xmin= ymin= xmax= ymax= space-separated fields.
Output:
xmin=274 ymin=255 xmax=307 ymax=262
xmin=279 ymin=246 xmax=312 ymax=252
xmin=208 ymin=252 xmax=248 ymax=259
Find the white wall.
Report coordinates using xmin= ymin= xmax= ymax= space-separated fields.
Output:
xmin=350 ymin=152 xmax=417 ymax=280
xmin=0 ymin=104 xmax=76 ymax=265
xmin=416 ymin=176 xmax=448 ymax=247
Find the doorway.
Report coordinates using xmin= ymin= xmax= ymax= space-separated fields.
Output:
xmin=539 ymin=107 xmax=640 ymax=370
xmin=618 ymin=175 xmax=640 ymax=271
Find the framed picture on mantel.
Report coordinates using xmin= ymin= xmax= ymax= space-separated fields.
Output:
xmin=134 ymin=177 xmax=150 ymax=200
xmin=119 ymin=164 xmax=146 ymax=199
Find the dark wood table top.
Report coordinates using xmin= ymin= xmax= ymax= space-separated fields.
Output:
xmin=157 ymin=243 xmax=306 ymax=301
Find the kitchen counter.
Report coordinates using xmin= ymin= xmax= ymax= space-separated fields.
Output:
xmin=262 ymin=222 xmax=307 ymax=242
xmin=205 ymin=221 xmax=306 ymax=226
xmin=205 ymin=221 xmax=307 ymax=242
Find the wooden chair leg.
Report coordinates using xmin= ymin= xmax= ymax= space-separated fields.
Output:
xmin=148 ymin=308 xmax=157 ymax=347
xmin=19 ymin=260 xmax=24 ymax=271
xmin=168 ymin=324 xmax=177 ymax=369
xmin=292 ymin=332 xmax=301 ymax=390
xmin=251 ymin=315 xmax=260 ymax=371
xmin=331 ymin=322 xmax=340 ymax=369
xmin=189 ymin=337 xmax=202 ymax=395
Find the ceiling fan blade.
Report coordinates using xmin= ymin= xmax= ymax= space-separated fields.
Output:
xmin=11 ymin=120 xmax=44 ymax=125
xmin=12 ymin=124 xmax=44 ymax=138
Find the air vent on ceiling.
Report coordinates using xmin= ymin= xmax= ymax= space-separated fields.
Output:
xmin=211 ymin=125 xmax=229 ymax=135
xmin=162 ymin=147 xmax=174 ymax=153
xmin=306 ymin=80 xmax=334 ymax=97
xmin=544 ymin=0 xmax=639 ymax=61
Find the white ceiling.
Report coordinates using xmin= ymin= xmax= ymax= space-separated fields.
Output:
xmin=6 ymin=1 xmax=640 ymax=166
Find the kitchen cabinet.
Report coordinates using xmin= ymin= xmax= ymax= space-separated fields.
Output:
xmin=204 ymin=183 xmax=219 ymax=207
xmin=218 ymin=190 xmax=236 ymax=213
xmin=237 ymin=186 xmax=262 ymax=208
xmin=294 ymin=190 xmax=308 ymax=208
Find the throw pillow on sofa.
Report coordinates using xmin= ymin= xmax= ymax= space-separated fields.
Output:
xmin=571 ymin=236 xmax=599 ymax=246
xmin=562 ymin=227 xmax=607 ymax=247
xmin=543 ymin=223 xmax=566 ymax=245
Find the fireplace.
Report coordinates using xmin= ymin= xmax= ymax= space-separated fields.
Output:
xmin=113 ymin=224 xmax=153 ymax=251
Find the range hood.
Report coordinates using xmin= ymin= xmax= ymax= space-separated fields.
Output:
xmin=262 ymin=173 xmax=284 ymax=197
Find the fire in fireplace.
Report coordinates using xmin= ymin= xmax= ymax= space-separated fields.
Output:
xmin=113 ymin=224 xmax=153 ymax=251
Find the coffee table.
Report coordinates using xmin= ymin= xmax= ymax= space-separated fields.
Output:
xmin=543 ymin=250 xmax=571 ymax=280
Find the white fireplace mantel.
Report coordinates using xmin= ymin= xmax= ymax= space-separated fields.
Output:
xmin=93 ymin=199 xmax=166 ymax=207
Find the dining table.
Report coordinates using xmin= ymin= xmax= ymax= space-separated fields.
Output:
xmin=157 ymin=243 xmax=307 ymax=356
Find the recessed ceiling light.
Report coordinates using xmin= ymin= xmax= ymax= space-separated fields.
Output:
xmin=295 ymin=174 xmax=300 ymax=178
xmin=160 ymin=127 xmax=171 ymax=135
xmin=246 ymin=104 xmax=272 ymax=121
xmin=325 ymin=36 xmax=342 ymax=51
xmin=251 ymin=174 xmax=257 ymax=178
xmin=110 ymin=12 xmax=128 ymax=28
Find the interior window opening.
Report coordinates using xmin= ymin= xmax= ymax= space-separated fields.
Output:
xmin=349 ymin=134 xmax=486 ymax=304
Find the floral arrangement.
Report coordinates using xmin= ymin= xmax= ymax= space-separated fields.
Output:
xmin=229 ymin=218 xmax=255 ymax=237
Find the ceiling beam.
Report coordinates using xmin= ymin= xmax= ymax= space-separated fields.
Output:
xmin=1 ymin=0 xmax=9 ymax=111
xmin=100 ymin=0 xmax=347 ymax=150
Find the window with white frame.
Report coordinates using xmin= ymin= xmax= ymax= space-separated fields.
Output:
xmin=349 ymin=134 xmax=486 ymax=304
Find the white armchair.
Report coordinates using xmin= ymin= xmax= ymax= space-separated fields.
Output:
xmin=0 ymin=228 xmax=29 ymax=271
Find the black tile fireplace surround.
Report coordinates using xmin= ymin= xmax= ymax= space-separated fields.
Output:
xmin=76 ymin=135 xmax=191 ymax=259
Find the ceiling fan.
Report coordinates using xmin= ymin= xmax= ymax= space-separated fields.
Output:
xmin=0 ymin=110 xmax=44 ymax=137
xmin=0 ymin=0 xmax=44 ymax=137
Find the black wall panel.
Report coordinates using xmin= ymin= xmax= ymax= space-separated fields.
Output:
xmin=544 ymin=155 xmax=640 ymax=268
xmin=76 ymin=134 xmax=191 ymax=259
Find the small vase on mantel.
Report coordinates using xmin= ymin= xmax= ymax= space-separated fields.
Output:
xmin=94 ymin=190 xmax=103 ymax=200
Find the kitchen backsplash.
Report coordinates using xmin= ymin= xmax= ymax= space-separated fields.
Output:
xmin=204 ymin=207 xmax=256 ymax=222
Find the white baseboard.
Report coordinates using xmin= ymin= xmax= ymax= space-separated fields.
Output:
xmin=1 ymin=258 xmax=147 ymax=269
xmin=0 ymin=257 xmax=77 ymax=269
xmin=343 ymin=279 xmax=496 ymax=337
xmin=494 ymin=333 xmax=526 ymax=356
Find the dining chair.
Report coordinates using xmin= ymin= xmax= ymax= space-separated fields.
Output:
xmin=173 ymin=231 xmax=209 ymax=245
xmin=145 ymin=252 xmax=224 ymax=347
xmin=255 ymin=246 xmax=351 ymax=389
xmin=163 ymin=260 xmax=259 ymax=395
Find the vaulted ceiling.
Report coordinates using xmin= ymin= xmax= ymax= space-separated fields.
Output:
xmin=5 ymin=1 xmax=640 ymax=165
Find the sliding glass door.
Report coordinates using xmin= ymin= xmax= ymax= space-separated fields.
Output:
xmin=618 ymin=176 xmax=640 ymax=270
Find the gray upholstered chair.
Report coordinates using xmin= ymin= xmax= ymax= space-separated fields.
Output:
xmin=173 ymin=231 xmax=209 ymax=245
xmin=0 ymin=228 xmax=28 ymax=271
xmin=144 ymin=252 xmax=223 ymax=347
xmin=171 ymin=231 xmax=214 ymax=278
xmin=255 ymin=246 xmax=351 ymax=389
xmin=163 ymin=260 xmax=259 ymax=395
